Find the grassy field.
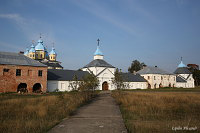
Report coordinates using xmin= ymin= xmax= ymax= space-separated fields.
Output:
xmin=0 ymin=91 xmax=97 ymax=133
xmin=112 ymin=88 xmax=200 ymax=133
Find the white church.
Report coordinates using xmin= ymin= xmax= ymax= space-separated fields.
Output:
xmin=47 ymin=39 xmax=195 ymax=92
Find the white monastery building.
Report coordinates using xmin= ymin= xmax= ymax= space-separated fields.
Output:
xmin=47 ymin=39 xmax=195 ymax=92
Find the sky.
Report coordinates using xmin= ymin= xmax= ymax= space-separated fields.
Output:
xmin=0 ymin=0 xmax=199 ymax=72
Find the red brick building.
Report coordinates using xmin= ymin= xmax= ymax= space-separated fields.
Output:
xmin=0 ymin=52 xmax=47 ymax=93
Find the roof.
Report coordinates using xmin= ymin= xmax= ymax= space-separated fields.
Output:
xmin=41 ymin=61 xmax=63 ymax=68
xmin=49 ymin=47 xmax=57 ymax=55
xmin=176 ymin=76 xmax=187 ymax=82
xmin=122 ymin=73 xmax=147 ymax=82
xmin=174 ymin=67 xmax=192 ymax=74
xmin=94 ymin=46 xmax=103 ymax=55
xmin=0 ymin=51 xmax=47 ymax=67
xmin=83 ymin=59 xmax=115 ymax=68
xmin=178 ymin=61 xmax=186 ymax=67
xmin=35 ymin=39 xmax=45 ymax=50
xmin=137 ymin=66 xmax=172 ymax=75
xmin=48 ymin=69 xmax=90 ymax=81
xmin=24 ymin=48 xmax=29 ymax=55
xmin=29 ymin=44 xmax=35 ymax=53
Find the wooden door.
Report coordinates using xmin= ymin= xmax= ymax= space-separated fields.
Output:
xmin=102 ymin=82 xmax=108 ymax=90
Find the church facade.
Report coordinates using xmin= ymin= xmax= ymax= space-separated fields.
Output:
xmin=24 ymin=37 xmax=63 ymax=69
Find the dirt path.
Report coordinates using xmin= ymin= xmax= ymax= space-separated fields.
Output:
xmin=48 ymin=91 xmax=127 ymax=133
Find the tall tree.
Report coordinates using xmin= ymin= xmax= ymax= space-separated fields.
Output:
xmin=128 ymin=60 xmax=146 ymax=73
xmin=188 ymin=68 xmax=200 ymax=86
xmin=112 ymin=68 xmax=127 ymax=90
xmin=69 ymin=75 xmax=79 ymax=91
xmin=79 ymin=73 xmax=99 ymax=91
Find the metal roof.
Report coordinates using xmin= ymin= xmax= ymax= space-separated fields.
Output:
xmin=137 ymin=66 xmax=172 ymax=75
xmin=174 ymin=67 xmax=191 ymax=74
xmin=178 ymin=61 xmax=186 ymax=67
xmin=49 ymin=47 xmax=57 ymax=55
xmin=35 ymin=39 xmax=45 ymax=50
xmin=0 ymin=51 xmax=47 ymax=67
xmin=122 ymin=73 xmax=147 ymax=82
xmin=48 ymin=69 xmax=90 ymax=81
xmin=176 ymin=76 xmax=187 ymax=82
xmin=83 ymin=59 xmax=115 ymax=68
xmin=41 ymin=61 xmax=63 ymax=68
xmin=94 ymin=46 xmax=103 ymax=55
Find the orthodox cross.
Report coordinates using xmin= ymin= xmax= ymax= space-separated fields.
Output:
xmin=97 ymin=39 xmax=100 ymax=46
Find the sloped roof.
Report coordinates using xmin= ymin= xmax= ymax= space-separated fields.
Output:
xmin=48 ymin=69 xmax=90 ymax=81
xmin=176 ymin=76 xmax=187 ymax=82
xmin=94 ymin=46 xmax=103 ymax=55
xmin=0 ymin=51 xmax=47 ymax=67
xmin=174 ymin=67 xmax=191 ymax=74
xmin=41 ymin=61 xmax=63 ymax=68
xmin=137 ymin=66 xmax=172 ymax=75
xmin=35 ymin=39 xmax=45 ymax=50
xmin=122 ymin=73 xmax=147 ymax=82
xmin=83 ymin=59 xmax=115 ymax=68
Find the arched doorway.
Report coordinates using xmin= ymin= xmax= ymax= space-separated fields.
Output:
xmin=148 ymin=83 xmax=151 ymax=89
xmin=102 ymin=82 xmax=109 ymax=90
xmin=169 ymin=83 xmax=171 ymax=88
xmin=154 ymin=84 xmax=157 ymax=89
xmin=33 ymin=83 xmax=42 ymax=93
xmin=17 ymin=83 xmax=28 ymax=93
xmin=159 ymin=83 xmax=162 ymax=88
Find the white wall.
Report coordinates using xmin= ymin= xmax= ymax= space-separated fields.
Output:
xmin=141 ymin=74 xmax=176 ymax=89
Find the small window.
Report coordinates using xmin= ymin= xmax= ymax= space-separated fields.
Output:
xmin=161 ymin=76 xmax=163 ymax=80
xmin=148 ymin=76 xmax=150 ymax=80
xmin=3 ymin=69 xmax=9 ymax=72
xmin=154 ymin=76 xmax=156 ymax=80
xmin=30 ymin=54 xmax=32 ymax=57
xmin=38 ymin=70 xmax=43 ymax=77
xmin=33 ymin=54 xmax=35 ymax=57
xmin=41 ymin=54 xmax=42 ymax=58
xmin=16 ymin=69 xmax=21 ymax=76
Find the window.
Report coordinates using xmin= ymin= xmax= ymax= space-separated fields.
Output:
xmin=38 ymin=70 xmax=43 ymax=77
xmin=154 ymin=76 xmax=156 ymax=80
xmin=16 ymin=69 xmax=21 ymax=76
xmin=3 ymin=68 xmax=9 ymax=72
xmin=148 ymin=76 xmax=150 ymax=80
xmin=161 ymin=76 xmax=163 ymax=80
xmin=33 ymin=54 xmax=35 ymax=57
xmin=41 ymin=54 xmax=42 ymax=58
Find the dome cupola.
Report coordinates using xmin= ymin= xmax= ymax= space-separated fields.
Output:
xmin=178 ymin=57 xmax=186 ymax=68
xmin=29 ymin=44 xmax=36 ymax=53
xmin=35 ymin=37 xmax=45 ymax=51
xmin=94 ymin=39 xmax=104 ymax=60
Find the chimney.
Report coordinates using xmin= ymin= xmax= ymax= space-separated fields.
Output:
xmin=19 ymin=51 xmax=24 ymax=54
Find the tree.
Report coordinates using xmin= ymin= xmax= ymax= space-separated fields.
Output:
xmin=128 ymin=60 xmax=146 ymax=73
xmin=112 ymin=68 xmax=127 ymax=90
xmin=188 ymin=68 xmax=200 ymax=86
xmin=79 ymin=73 xmax=99 ymax=91
xmin=69 ymin=75 xmax=79 ymax=91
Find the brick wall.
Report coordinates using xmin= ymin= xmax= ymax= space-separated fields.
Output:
xmin=0 ymin=65 xmax=47 ymax=93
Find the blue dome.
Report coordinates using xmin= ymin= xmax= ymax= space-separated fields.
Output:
xmin=29 ymin=44 xmax=35 ymax=53
xmin=178 ymin=61 xmax=186 ymax=67
xmin=35 ymin=39 xmax=45 ymax=50
xmin=49 ymin=47 xmax=57 ymax=55
xmin=94 ymin=46 xmax=103 ymax=55
xmin=24 ymin=48 xmax=29 ymax=55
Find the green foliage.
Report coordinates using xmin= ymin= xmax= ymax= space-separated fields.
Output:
xmin=79 ymin=73 xmax=99 ymax=91
xmin=69 ymin=75 xmax=79 ymax=91
xmin=189 ymin=68 xmax=200 ymax=86
xmin=112 ymin=68 xmax=127 ymax=90
xmin=128 ymin=60 xmax=146 ymax=73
